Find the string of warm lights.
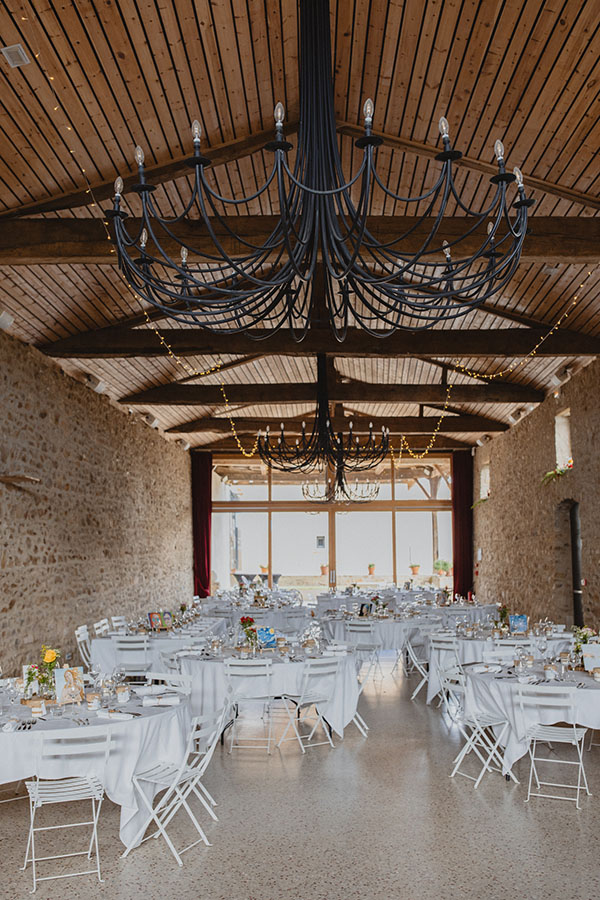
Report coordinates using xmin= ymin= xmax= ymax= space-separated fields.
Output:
xmin=451 ymin=270 xmax=594 ymax=380
xmin=23 ymin=8 xmax=596 ymax=465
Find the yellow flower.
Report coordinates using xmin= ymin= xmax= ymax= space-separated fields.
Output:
xmin=43 ymin=649 xmax=57 ymax=664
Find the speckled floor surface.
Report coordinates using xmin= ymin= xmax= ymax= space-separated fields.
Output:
xmin=2 ymin=660 xmax=600 ymax=900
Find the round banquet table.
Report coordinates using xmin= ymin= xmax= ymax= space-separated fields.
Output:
xmin=464 ymin=666 xmax=600 ymax=775
xmin=426 ymin=632 xmax=574 ymax=704
xmin=91 ymin=617 xmax=228 ymax=672
xmin=320 ymin=616 xmax=440 ymax=650
xmin=180 ymin=652 xmax=358 ymax=738
xmin=0 ymin=699 xmax=190 ymax=847
xmin=201 ymin=603 xmax=310 ymax=633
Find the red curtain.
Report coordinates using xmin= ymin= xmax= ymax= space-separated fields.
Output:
xmin=191 ymin=452 xmax=212 ymax=598
xmin=452 ymin=450 xmax=473 ymax=597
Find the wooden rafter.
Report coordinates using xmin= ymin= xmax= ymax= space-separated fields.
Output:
xmin=337 ymin=123 xmax=600 ymax=212
xmin=3 ymin=216 xmax=598 ymax=265
xmin=164 ymin=414 xmax=506 ymax=435
xmin=43 ymin=327 xmax=599 ymax=361
xmin=122 ymin=380 xmax=542 ymax=407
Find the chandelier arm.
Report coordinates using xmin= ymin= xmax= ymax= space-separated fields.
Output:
xmin=281 ymin=155 xmax=368 ymax=196
xmin=447 ymin=176 xmax=504 ymax=218
xmin=369 ymin=155 xmax=448 ymax=204
xmin=196 ymin=159 xmax=280 ymax=206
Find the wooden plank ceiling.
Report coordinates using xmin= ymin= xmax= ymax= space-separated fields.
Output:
xmin=0 ymin=0 xmax=598 ymax=451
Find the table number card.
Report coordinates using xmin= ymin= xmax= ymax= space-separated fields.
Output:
xmin=509 ymin=614 xmax=528 ymax=634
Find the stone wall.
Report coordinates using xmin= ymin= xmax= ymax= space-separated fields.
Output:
xmin=473 ymin=358 xmax=600 ymax=629
xmin=0 ymin=331 xmax=193 ymax=674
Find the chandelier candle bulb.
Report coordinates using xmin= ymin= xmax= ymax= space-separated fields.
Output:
xmin=513 ymin=166 xmax=524 ymax=187
xmin=180 ymin=247 xmax=188 ymax=265
xmin=140 ymin=228 xmax=148 ymax=250
xmin=191 ymin=119 xmax=202 ymax=141
xmin=363 ymin=98 xmax=374 ymax=123
xmin=274 ymin=102 xmax=285 ymax=124
xmin=494 ymin=139 xmax=505 ymax=161
xmin=134 ymin=145 xmax=145 ymax=167
xmin=438 ymin=116 xmax=450 ymax=137
xmin=114 ymin=176 xmax=123 ymax=197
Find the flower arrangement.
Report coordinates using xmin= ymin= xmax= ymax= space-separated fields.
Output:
xmin=572 ymin=625 xmax=597 ymax=654
xmin=25 ymin=645 xmax=61 ymax=696
xmin=541 ymin=457 xmax=573 ymax=485
xmin=497 ymin=604 xmax=509 ymax=625
xmin=240 ymin=616 xmax=258 ymax=648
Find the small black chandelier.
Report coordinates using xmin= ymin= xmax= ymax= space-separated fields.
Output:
xmin=106 ymin=0 xmax=533 ymax=340
xmin=256 ymin=354 xmax=388 ymax=502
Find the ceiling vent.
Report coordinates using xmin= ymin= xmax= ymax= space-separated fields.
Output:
xmin=1 ymin=44 xmax=30 ymax=68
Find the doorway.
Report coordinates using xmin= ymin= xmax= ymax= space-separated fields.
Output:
xmin=554 ymin=499 xmax=583 ymax=626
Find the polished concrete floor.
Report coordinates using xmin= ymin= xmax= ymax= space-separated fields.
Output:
xmin=2 ymin=660 xmax=599 ymax=900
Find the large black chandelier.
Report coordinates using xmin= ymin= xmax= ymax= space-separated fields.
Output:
xmin=256 ymin=354 xmax=388 ymax=502
xmin=106 ymin=0 xmax=533 ymax=340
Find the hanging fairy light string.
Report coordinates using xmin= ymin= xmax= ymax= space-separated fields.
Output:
xmin=451 ymin=269 xmax=594 ymax=380
xmin=22 ymin=11 xmax=596 ymax=464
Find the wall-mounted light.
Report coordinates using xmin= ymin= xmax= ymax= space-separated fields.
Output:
xmin=83 ymin=373 xmax=107 ymax=394
xmin=143 ymin=414 xmax=159 ymax=429
xmin=476 ymin=435 xmax=492 ymax=447
xmin=176 ymin=439 xmax=191 ymax=451
xmin=0 ymin=309 xmax=15 ymax=331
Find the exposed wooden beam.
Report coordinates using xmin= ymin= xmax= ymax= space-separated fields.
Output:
xmin=0 ymin=123 xmax=299 ymax=220
xmin=126 ymin=380 xmax=542 ymax=407
xmin=337 ymin=122 xmax=600 ymax=211
xmin=4 ymin=216 xmax=599 ymax=265
xmin=191 ymin=435 xmax=471 ymax=452
xmin=165 ymin=414 xmax=506 ymax=435
xmin=44 ymin=327 xmax=599 ymax=361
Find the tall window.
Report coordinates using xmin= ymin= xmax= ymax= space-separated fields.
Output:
xmin=211 ymin=455 xmax=453 ymax=596
xmin=480 ymin=463 xmax=490 ymax=500
xmin=555 ymin=409 xmax=572 ymax=468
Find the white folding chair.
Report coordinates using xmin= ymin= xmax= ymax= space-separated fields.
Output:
xmin=429 ymin=634 xmax=461 ymax=704
xmin=122 ymin=706 xmax=227 ymax=867
xmin=22 ymin=727 xmax=114 ymax=892
xmin=75 ymin=625 xmax=91 ymax=669
xmin=516 ymin=684 xmax=590 ymax=809
xmin=110 ymin=615 xmax=128 ymax=633
xmin=280 ymin=608 xmax=308 ymax=637
xmin=143 ymin=672 xmax=193 ymax=695
xmin=405 ymin=625 xmax=439 ymax=701
xmin=344 ymin=621 xmax=383 ymax=683
xmin=93 ymin=618 xmax=109 ymax=637
xmin=440 ymin=667 xmax=515 ymax=789
xmin=223 ymin=659 xmax=275 ymax=754
xmin=277 ymin=657 xmax=340 ymax=752
xmin=115 ymin=636 xmax=151 ymax=680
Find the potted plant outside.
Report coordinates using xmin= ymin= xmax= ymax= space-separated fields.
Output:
xmin=259 ymin=564 xmax=268 ymax=574
xmin=368 ymin=562 xmax=375 ymax=575
xmin=409 ymin=563 xmax=420 ymax=575
xmin=320 ymin=563 xmax=329 ymax=576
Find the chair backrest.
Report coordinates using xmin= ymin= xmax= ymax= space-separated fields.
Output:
xmin=429 ymin=635 xmax=459 ymax=652
xmin=439 ymin=665 xmax=466 ymax=697
xmin=94 ymin=618 xmax=110 ymax=637
xmin=188 ymin=705 xmax=228 ymax=767
xmin=516 ymin=683 xmax=577 ymax=713
xmin=39 ymin=726 xmax=115 ymax=777
xmin=111 ymin=615 xmax=128 ymax=632
xmin=145 ymin=671 xmax=193 ymax=695
xmin=115 ymin=636 xmax=149 ymax=667
xmin=285 ymin=608 xmax=307 ymax=619
xmin=297 ymin=657 xmax=339 ymax=704
xmin=482 ymin=646 xmax=516 ymax=663
xmin=224 ymin=658 xmax=273 ymax=700
xmin=499 ymin=639 xmax=532 ymax=650
xmin=345 ymin=620 xmax=377 ymax=636
xmin=75 ymin=625 xmax=91 ymax=667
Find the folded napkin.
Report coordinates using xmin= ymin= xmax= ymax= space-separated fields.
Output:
xmin=141 ymin=695 xmax=181 ymax=707
xmin=95 ymin=710 xmax=134 ymax=721
xmin=135 ymin=684 xmax=166 ymax=696
xmin=2 ymin=718 xmax=19 ymax=732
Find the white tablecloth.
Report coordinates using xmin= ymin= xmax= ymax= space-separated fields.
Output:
xmin=464 ymin=668 xmax=600 ymax=774
xmin=0 ymin=701 xmax=190 ymax=847
xmin=201 ymin=603 xmax=310 ymax=634
xmin=180 ymin=653 xmax=358 ymax=738
xmin=321 ymin=617 xmax=429 ymax=650
xmin=426 ymin=633 xmax=574 ymax=703
xmin=91 ymin=618 xmax=228 ymax=672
